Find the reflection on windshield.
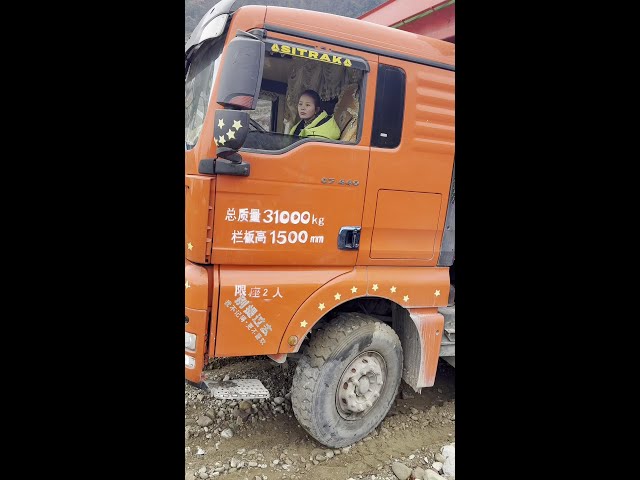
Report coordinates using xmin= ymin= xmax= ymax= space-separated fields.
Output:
xmin=185 ymin=39 xmax=223 ymax=149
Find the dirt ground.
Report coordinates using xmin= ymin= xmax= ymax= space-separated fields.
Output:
xmin=185 ymin=357 xmax=455 ymax=480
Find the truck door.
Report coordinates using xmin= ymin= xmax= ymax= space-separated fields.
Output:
xmin=359 ymin=57 xmax=455 ymax=267
xmin=212 ymin=35 xmax=378 ymax=268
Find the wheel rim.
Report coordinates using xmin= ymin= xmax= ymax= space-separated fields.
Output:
xmin=336 ymin=351 xmax=387 ymax=420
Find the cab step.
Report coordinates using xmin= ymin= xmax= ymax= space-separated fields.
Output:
xmin=203 ymin=378 xmax=270 ymax=400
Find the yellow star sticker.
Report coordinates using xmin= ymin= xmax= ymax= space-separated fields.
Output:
xmin=185 ymin=281 xmax=191 ymax=289
xmin=218 ymin=118 xmax=225 ymax=129
xmin=372 ymin=284 xmax=379 ymax=291
xmin=390 ymin=286 xmax=397 ymax=293
xmin=218 ymin=135 xmax=226 ymax=145
xmin=227 ymin=129 xmax=236 ymax=140
xmin=403 ymin=295 xmax=409 ymax=302
xmin=351 ymin=286 xmax=358 ymax=294
xmin=187 ymin=242 xmax=193 ymax=251
xmin=318 ymin=303 xmax=326 ymax=311
xmin=232 ymin=120 xmax=243 ymax=130
xmin=300 ymin=320 xmax=308 ymax=328
xmin=334 ymin=293 xmax=341 ymax=301
xmin=435 ymin=289 xmax=441 ymax=297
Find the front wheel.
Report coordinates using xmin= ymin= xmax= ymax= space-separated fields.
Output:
xmin=291 ymin=312 xmax=403 ymax=448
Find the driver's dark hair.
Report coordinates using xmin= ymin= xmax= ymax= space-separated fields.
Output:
xmin=300 ymin=89 xmax=322 ymax=109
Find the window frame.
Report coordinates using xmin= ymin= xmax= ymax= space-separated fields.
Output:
xmin=240 ymin=37 xmax=370 ymax=155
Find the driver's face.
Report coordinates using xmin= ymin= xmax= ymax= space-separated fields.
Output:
xmin=298 ymin=94 xmax=319 ymax=120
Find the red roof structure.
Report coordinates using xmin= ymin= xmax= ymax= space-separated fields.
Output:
xmin=358 ymin=0 xmax=455 ymax=43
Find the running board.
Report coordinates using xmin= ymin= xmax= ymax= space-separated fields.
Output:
xmin=203 ymin=378 xmax=270 ymax=400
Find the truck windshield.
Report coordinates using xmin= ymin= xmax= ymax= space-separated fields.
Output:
xmin=185 ymin=38 xmax=224 ymax=149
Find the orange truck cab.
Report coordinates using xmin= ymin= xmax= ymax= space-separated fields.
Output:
xmin=185 ymin=0 xmax=454 ymax=448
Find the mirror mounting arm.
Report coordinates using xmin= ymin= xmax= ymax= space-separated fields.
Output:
xmin=198 ymin=157 xmax=250 ymax=177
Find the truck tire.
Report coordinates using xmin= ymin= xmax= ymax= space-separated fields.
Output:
xmin=291 ymin=312 xmax=403 ymax=448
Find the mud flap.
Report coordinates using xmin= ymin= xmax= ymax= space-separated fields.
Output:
xmin=393 ymin=305 xmax=444 ymax=391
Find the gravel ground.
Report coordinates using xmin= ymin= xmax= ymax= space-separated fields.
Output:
xmin=185 ymin=357 xmax=455 ymax=480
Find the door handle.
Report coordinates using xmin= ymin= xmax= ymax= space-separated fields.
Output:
xmin=338 ymin=227 xmax=361 ymax=250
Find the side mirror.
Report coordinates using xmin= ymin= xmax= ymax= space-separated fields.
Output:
xmin=214 ymin=109 xmax=250 ymax=153
xmin=216 ymin=31 xmax=265 ymax=110
xmin=203 ymin=109 xmax=251 ymax=175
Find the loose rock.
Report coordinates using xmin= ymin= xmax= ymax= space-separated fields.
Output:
xmin=441 ymin=444 xmax=455 ymax=459
xmin=412 ymin=466 xmax=425 ymax=480
xmin=197 ymin=416 xmax=213 ymax=427
xmin=391 ymin=462 xmax=412 ymax=480
xmin=424 ymin=470 xmax=447 ymax=480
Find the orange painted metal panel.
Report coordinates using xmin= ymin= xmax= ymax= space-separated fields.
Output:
xmin=185 ymin=175 xmax=215 ymax=264
xmin=215 ymin=266 xmax=350 ymax=356
xmin=278 ymin=266 xmax=449 ymax=353
xmin=359 ymin=56 xmax=454 ymax=267
xmin=265 ymin=6 xmax=454 ymax=68
xmin=407 ymin=308 xmax=444 ymax=387
xmin=366 ymin=266 xmax=449 ymax=308
xmin=185 ymin=259 xmax=214 ymax=310
xmin=212 ymin=141 xmax=371 ymax=267
xmin=371 ymin=190 xmax=442 ymax=259
xmin=185 ymin=307 xmax=210 ymax=384
xmin=185 ymin=261 xmax=217 ymax=383
xmin=279 ymin=267 xmax=368 ymax=352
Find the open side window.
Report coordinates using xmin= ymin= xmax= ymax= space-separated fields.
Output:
xmin=242 ymin=38 xmax=369 ymax=153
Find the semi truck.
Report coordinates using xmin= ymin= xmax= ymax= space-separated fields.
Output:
xmin=185 ymin=0 xmax=455 ymax=448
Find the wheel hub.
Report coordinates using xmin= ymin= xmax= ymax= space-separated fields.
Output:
xmin=336 ymin=351 xmax=386 ymax=419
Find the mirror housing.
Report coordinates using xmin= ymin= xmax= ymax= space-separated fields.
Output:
xmin=216 ymin=31 xmax=265 ymax=110
xmin=213 ymin=109 xmax=250 ymax=153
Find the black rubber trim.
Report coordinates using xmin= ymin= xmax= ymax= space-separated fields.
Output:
xmin=264 ymin=24 xmax=455 ymax=72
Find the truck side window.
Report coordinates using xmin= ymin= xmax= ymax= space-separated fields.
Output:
xmin=253 ymin=95 xmax=277 ymax=131
xmin=371 ymin=65 xmax=406 ymax=148
xmin=242 ymin=39 xmax=367 ymax=152
xmin=185 ymin=39 xmax=223 ymax=150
